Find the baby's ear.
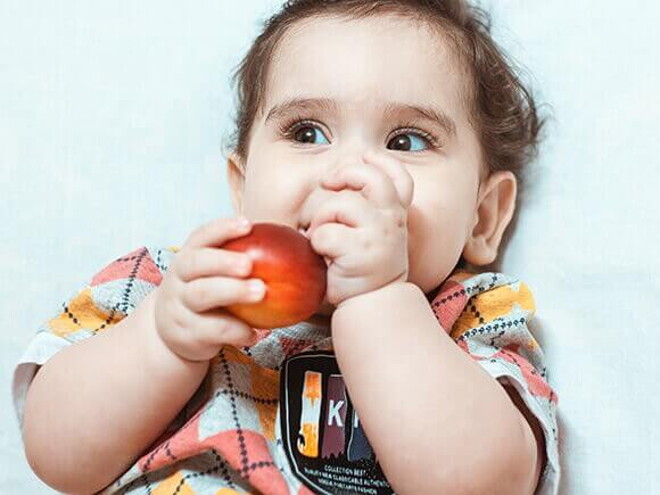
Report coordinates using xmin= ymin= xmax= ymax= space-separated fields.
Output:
xmin=462 ymin=171 xmax=517 ymax=267
xmin=226 ymin=152 xmax=246 ymax=215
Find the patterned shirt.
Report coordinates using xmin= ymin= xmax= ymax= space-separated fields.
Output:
xmin=13 ymin=246 xmax=560 ymax=494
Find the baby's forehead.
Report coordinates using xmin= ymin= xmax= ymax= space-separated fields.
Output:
xmin=263 ymin=15 xmax=472 ymax=120
xmin=273 ymin=14 xmax=465 ymax=72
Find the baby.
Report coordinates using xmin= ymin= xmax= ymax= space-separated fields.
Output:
xmin=13 ymin=1 xmax=560 ymax=494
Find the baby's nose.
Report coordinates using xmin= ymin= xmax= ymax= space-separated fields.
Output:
xmin=333 ymin=148 xmax=369 ymax=168
xmin=320 ymin=148 xmax=370 ymax=181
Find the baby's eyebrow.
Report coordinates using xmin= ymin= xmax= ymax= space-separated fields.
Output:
xmin=264 ymin=97 xmax=456 ymax=138
xmin=265 ymin=97 xmax=339 ymax=123
xmin=383 ymin=101 xmax=457 ymax=138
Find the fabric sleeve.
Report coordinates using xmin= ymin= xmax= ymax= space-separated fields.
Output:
xmin=432 ymin=272 xmax=560 ymax=495
xmin=11 ymin=245 xmax=178 ymax=430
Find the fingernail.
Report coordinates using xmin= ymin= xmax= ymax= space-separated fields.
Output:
xmin=248 ymin=279 xmax=266 ymax=298
xmin=239 ymin=256 xmax=251 ymax=272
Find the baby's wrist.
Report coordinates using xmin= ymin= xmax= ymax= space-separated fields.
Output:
xmin=334 ymin=271 xmax=408 ymax=307
xmin=140 ymin=291 xmax=211 ymax=377
xmin=333 ymin=278 xmax=413 ymax=316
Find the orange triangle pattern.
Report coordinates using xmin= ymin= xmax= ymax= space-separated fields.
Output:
xmin=151 ymin=472 xmax=196 ymax=495
xmin=48 ymin=287 xmax=123 ymax=337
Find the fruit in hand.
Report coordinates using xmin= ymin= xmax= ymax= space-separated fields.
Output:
xmin=222 ymin=222 xmax=327 ymax=329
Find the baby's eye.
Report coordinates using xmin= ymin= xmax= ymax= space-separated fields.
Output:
xmin=387 ymin=132 xmax=431 ymax=152
xmin=287 ymin=123 xmax=330 ymax=145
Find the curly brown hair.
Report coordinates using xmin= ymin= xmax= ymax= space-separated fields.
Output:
xmin=225 ymin=0 xmax=545 ymax=272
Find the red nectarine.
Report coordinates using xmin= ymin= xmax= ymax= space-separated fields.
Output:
xmin=222 ymin=222 xmax=327 ymax=329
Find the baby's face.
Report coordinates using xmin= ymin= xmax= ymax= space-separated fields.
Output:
xmin=230 ymin=15 xmax=486 ymax=312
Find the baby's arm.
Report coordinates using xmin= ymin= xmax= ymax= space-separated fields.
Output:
xmin=332 ymin=283 xmax=540 ymax=495
xmin=22 ymin=289 xmax=208 ymax=494
xmin=308 ymin=152 xmax=548 ymax=494
xmin=22 ymin=217 xmax=265 ymax=494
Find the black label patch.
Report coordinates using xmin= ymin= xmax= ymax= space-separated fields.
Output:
xmin=280 ymin=351 xmax=394 ymax=495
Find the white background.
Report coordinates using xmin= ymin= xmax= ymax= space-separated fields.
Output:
xmin=1 ymin=1 xmax=659 ymax=493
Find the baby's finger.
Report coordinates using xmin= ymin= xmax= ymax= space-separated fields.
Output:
xmin=184 ymin=216 xmax=252 ymax=250
xmin=175 ymin=247 xmax=253 ymax=283
xmin=192 ymin=309 xmax=259 ymax=348
xmin=363 ymin=150 xmax=415 ymax=208
xmin=309 ymin=221 xmax=353 ymax=261
xmin=182 ymin=276 xmax=266 ymax=313
xmin=307 ymin=190 xmax=374 ymax=235
xmin=321 ymin=163 xmax=399 ymax=208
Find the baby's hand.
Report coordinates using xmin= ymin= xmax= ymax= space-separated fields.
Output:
xmin=307 ymin=151 xmax=414 ymax=307
xmin=154 ymin=217 xmax=265 ymax=362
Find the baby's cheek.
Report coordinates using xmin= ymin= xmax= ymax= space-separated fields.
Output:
xmin=406 ymin=223 xmax=464 ymax=293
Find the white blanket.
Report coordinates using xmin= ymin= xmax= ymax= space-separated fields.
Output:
xmin=493 ymin=2 xmax=660 ymax=493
